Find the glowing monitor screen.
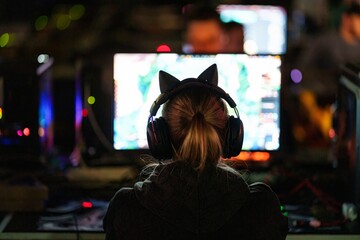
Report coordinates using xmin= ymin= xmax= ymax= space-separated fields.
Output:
xmin=113 ymin=53 xmax=281 ymax=152
xmin=217 ymin=4 xmax=287 ymax=54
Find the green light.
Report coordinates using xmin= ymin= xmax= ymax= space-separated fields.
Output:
xmin=0 ymin=107 xmax=2 ymax=119
xmin=35 ymin=16 xmax=48 ymax=31
xmin=88 ymin=96 xmax=96 ymax=105
xmin=56 ymin=14 xmax=71 ymax=30
xmin=69 ymin=4 xmax=85 ymax=20
xmin=0 ymin=33 xmax=9 ymax=47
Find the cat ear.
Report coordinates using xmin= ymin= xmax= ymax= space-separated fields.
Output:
xmin=159 ymin=70 xmax=180 ymax=93
xmin=197 ymin=64 xmax=218 ymax=86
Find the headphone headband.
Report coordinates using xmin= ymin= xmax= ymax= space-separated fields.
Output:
xmin=149 ymin=78 xmax=237 ymax=117
xmin=147 ymin=64 xmax=244 ymax=159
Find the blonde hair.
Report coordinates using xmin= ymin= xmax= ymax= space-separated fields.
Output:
xmin=162 ymin=88 xmax=228 ymax=171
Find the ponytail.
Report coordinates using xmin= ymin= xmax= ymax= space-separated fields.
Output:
xmin=163 ymin=88 xmax=228 ymax=171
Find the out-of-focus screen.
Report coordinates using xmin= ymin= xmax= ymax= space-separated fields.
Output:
xmin=113 ymin=53 xmax=282 ymax=152
xmin=217 ymin=4 xmax=287 ymax=54
xmin=335 ymin=63 xmax=360 ymax=204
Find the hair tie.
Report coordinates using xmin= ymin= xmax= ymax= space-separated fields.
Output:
xmin=193 ymin=112 xmax=204 ymax=120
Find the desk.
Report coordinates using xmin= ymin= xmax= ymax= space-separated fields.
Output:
xmin=1 ymin=211 xmax=359 ymax=240
xmin=0 ymin=232 xmax=360 ymax=240
xmin=0 ymin=203 xmax=359 ymax=240
xmin=0 ymin=165 xmax=359 ymax=239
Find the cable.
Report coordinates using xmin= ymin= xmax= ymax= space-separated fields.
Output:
xmin=83 ymin=82 xmax=114 ymax=152
xmin=0 ymin=213 xmax=13 ymax=232
xmin=281 ymin=178 xmax=341 ymax=212
xmin=73 ymin=214 xmax=80 ymax=240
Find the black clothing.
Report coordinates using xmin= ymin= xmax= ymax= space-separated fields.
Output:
xmin=103 ymin=161 xmax=288 ymax=240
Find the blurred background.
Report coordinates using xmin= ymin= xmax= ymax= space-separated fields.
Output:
xmin=0 ymin=0 xmax=351 ymax=58
xmin=1 ymin=0 xmax=360 ymax=235
xmin=1 ymin=0 xmax=359 ymax=164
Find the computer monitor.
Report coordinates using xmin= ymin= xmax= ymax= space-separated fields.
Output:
xmin=217 ymin=4 xmax=287 ymax=55
xmin=113 ymin=53 xmax=282 ymax=161
xmin=334 ymin=63 xmax=360 ymax=204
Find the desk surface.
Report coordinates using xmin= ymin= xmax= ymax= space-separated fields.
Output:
xmin=0 ymin=164 xmax=359 ymax=239
xmin=0 ymin=232 xmax=360 ymax=240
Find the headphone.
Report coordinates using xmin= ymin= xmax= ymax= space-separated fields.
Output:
xmin=146 ymin=64 xmax=244 ymax=160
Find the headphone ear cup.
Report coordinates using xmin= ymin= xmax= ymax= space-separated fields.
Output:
xmin=223 ymin=116 xmax=244 ymax=158
xmin=147 ymin=117 xmax=173 ymax=160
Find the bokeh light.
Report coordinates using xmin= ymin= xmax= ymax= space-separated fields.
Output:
xmin=82 ymin=108 xmax=88 ymax=117
xmin=329 ymin=128 xmax=336 ymax=139
xmin=156 ymin=44 xmax=171 ymax=52
xmin=0 ymin=33 xmax=10 ymax=47
xmin=87 ymin=96 xmax=96 ymax=105
xmin=37 ymin=54 xmax=50 ymax=64
xmin=23 ymin=128 xmax=30 ymax=136
xmin=82 ymin=201 xmax=93 ymax=208
xmin=290 ymin=68 xmax=302 ymax=83
xmin=69 ymin=4 xmax=85 ymax=20
xmin=35 ymin=16 xmax=48 ymax=31
xmin=38 ymin=127 xmax=45 ymax=137
xmin=56 ymin=14 xmax=71 ymax=30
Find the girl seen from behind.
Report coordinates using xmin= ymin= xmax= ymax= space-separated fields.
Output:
xmin=103 ymin=64 xmax=288 ymax=240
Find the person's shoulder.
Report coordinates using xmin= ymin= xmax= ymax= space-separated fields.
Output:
xmin=243 ymin=182 xmax=289 ymax=239
xmin=248 ymin=182 xmax=273 ymax=193
xmin=247 ymin=182 xmax=282 ymax=208
xmin=107 ymin=186 xmax=144 ymax=220
xmin=114 ymin=186 xmax=134 ymax=195
xmin=110 ymin=187 xmax=136 ymax=205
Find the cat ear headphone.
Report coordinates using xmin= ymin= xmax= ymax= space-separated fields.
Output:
xmin=146 ymin=64 xmax=244 ymax=160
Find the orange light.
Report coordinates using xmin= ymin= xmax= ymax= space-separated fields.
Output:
xmin=230 ymin=151 xmax=270 ymax=162
xmin=156 ymin=44 xmax=171 ymax=52
xmin=38 ymin=127 xmax=45 ymax=137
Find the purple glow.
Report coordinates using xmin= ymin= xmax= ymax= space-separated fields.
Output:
xmin=290 ymin=69 xmax=302 ymax=83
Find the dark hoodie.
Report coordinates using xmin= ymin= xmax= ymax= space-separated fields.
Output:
xmin=103 ymin=161 xmax=288 ymax=240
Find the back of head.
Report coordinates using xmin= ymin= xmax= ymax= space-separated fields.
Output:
xmin=344 ymin=2 xmax=360 ymax=16
xmin=341 ymin=2 xmax=360 ymax=43
xmin=162 ymin=87 xmax=228 ymax=170
xmin=146 ymin=64 xmax=243 ymax=170
xmin=223 ymin=21 xmax=245 ymax=53
xmin=185 ymin=5 xmax=221 ymax=23
xmin=183 ymin=4 xmax=225 ymax=53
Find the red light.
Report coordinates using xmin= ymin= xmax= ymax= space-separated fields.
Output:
xmin=156 ymin=44 xmax=171 ymax=52
xmin=329 ymin=128 xmax=336 ymax=139
xmin=82 ymin=201 xmax=92 ymax=208
xmin=23 ymin=128 xmax=30 ymax=136
xmin=82 ymin=109 xmax=88 ymax=117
